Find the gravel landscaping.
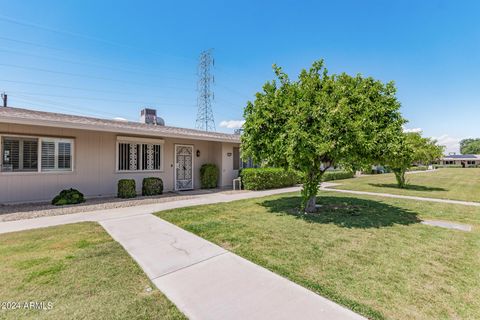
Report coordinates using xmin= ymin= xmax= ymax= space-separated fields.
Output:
xmin=0 ymin=189 xmax=241 ymax=222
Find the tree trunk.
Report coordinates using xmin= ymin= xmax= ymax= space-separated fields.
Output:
xmin=393 ymin=169 xmax=406 ymax=188
xmin=305 ymin=195 xmax=317 ymax=213
xmin=301 ymin=168 xmax=323 ymax=213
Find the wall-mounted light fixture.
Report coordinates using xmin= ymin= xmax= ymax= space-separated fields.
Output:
xmin=196 ymin=150 xmax=201 ymax=157
xmin=227 ymin=152 xmax=232 ymax=157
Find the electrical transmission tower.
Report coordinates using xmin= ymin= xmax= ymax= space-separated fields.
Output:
xmin=195 ymin=49 xmax=216 ymax=131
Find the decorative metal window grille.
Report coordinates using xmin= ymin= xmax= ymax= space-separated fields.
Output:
xmin=118 ymin=142 xmax=161 ymax=171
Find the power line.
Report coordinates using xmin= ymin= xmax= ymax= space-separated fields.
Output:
xmin=0 ymin=47 xmax=193 ymax=81
xmin=0 ymin=13 xmax=252 ymax=121
xmin=13 ymin=93 xmax=127 ymax=116
xmin=0 ymin=35 xmax=70 ymax=53
xmin=0 ymin=40 xmax=251 ymax=102
xmin=12 ymin=96 xmax=127 ymax=119
xmin=1 ymin=82 xmax=241 ymax=118
xmin=0 ymin=38 xmax=195 ymax=77
xmin=195 ymin=49 xmax=216 ymax=131
xmin=13 ymin=93 xmax=234 ymax=121
xmin=9 ymin=90 xmax=197 ymax=108
xmin=0 ymin=63 xmax=194 ymax=89
xmin=0 ymin=79 xmax=172 ymax=98
xmin=0 ymin=14 xmax=196 ymax=62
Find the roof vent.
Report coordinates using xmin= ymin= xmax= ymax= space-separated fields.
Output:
xmin=140 ymin=108 xmax=164 ymax=126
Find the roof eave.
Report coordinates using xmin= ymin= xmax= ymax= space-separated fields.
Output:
xmin=0 ymin=116 xmax=241 ymax=144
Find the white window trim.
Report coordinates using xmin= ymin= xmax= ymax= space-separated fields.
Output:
xmin=116 ymin=136 xmax=164 ymax=173
xmin=40 ymin=137 xmax=75 ymax=172
xmin=0 ymin=134 xmax=75 ymax=174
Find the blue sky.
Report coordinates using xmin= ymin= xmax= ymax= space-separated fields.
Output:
xmin=1 ymin=0 xmax=479 ymax=152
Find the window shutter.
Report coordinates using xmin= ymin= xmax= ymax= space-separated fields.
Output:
xmin=58 ymin=142 xmax=72 ymax=169
xmin=41 ymin=141 xmax=55 ymax=170
xmin=22 ymin=140 xmax=38 ymax=170
xmin=2 ymin=138 xmax=19 ymax=171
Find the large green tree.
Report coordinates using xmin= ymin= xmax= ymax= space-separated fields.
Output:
xmin=460 ymin=138 xmax=480 ymax=154
xmin=383 ymin=132 xmax=444 ymax=188
xmin=241 ymin=60 xmax=405 ymax=212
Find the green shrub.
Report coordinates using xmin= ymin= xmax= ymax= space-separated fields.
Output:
xmin=51 ymin=188 xmax=85 ymax=206
xmin=117 ymin=179 xmax=136 ymax=198
xmin=433 ymin=165 xmax=463 ymax=169
xmin=241 ymin=168 xmax=298 ymax=190
xmin=322 ymin=170 xmax=355 ymax=181
xmin=142 ymin=177 xmax=163 ymax=196
xmin=200 ymin=164 xmax=218 ymax=189
xmin=408 ymin=166 xmax=428 ymax=171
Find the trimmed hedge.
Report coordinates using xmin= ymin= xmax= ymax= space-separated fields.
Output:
xmin=322 ymin=170 xmax=355 ymax=181
xmin=142 ymin=177 xmax=163 ymax=196
xmin=200 ymin=164 xmax=218 ymax=189
xmin=408 ymin=166 xmax=428 ymax=171
xmin=118 ymin=179 xmax=136 ymax=198
xmin=241 ymin=168 xmax=298 ymax=190
xmin=51 ymin=188 xmax=85 ymax=206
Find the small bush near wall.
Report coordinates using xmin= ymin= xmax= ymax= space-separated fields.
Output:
xmin=51 ymin=188 xmax=85 ymax=206
xmin=118 ymin=179 xmax=136 ymax=198
xmin=322 ymin=170 xmax=355 ymax=181
xmin=241 ymin=168 xmax=298 ymax=190
xmin=200 ymin=164 xmax=219 ymax=189
xmin=142 ymin=177 xmax=163 ymax=196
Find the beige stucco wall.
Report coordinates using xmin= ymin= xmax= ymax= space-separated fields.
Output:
xmin=0 ymin=123 xmax=239 ymax=203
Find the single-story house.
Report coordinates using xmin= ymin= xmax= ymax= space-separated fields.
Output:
xmin=439 ymin=154 xmax=480 ymax=167
xmin=0 ymin=107 xmax=241 ymax=204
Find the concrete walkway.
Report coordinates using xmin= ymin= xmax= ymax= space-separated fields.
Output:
xmin=101 ymin=214 xmax=364 ymax=320
xmin=320 ymin=185 xmax=480 ymax=207
xmin=0 ymin=186 xmax=364 ymax=320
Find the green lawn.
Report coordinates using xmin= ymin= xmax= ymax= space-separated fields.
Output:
xmin=330 ymin=168 xmax=480 ymax=202
xmin=156 ymin=192 xmax=480 ymax=320
xmin=0 ymin=223 xmax=185 ymax=320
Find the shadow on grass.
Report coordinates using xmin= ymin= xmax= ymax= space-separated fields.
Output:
xmin=261 ymin=196 xmax=420 ymax=229
xmin=369 ymin=183 xmax=447 ymax=192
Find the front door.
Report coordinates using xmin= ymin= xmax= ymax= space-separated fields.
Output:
xmin=175 ymin=145 xmax=194 ymax=190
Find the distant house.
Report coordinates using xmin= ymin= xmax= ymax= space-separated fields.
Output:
xmin=439 ymin=154 xmax=480 ymax=168
xmin=0 ymin=107 xmax=241 ymax=203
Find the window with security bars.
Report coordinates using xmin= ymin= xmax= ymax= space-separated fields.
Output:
xmin=118 ymin=142 xmax=162 ymax=171
xmin=1 ymin=137 xmax=38 ymax=172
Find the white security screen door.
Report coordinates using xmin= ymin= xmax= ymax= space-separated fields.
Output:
xmin=175 ymin=145 xmax=194 ymax=190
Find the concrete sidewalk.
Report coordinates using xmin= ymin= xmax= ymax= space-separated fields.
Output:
xmin=101 ymin=214 xmax=364 ymax=320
